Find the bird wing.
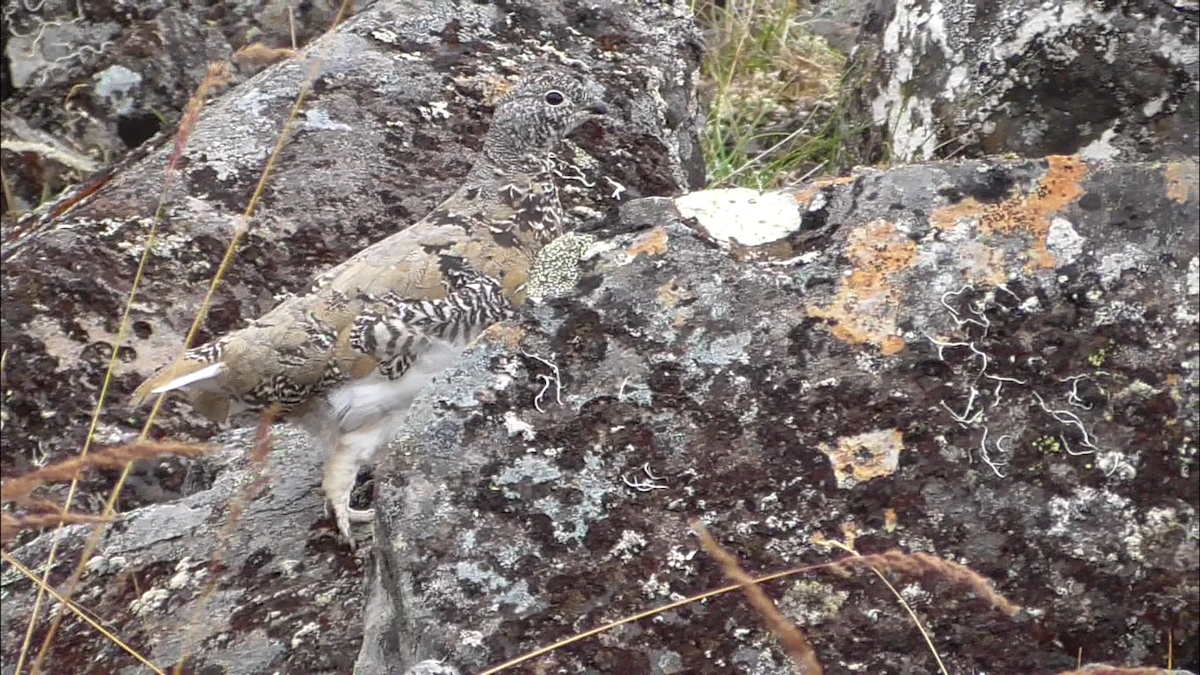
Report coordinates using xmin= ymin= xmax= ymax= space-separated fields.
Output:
xmin=130 ymin=211 xmax=527 ymax=421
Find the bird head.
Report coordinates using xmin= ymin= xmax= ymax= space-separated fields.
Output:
xmin=481 ymin=65 xmax=610 ymax=172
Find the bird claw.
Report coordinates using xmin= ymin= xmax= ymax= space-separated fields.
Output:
xmin=328 ymin=499 xmax=374 ymax=549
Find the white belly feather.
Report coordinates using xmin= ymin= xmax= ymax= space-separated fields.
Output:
xmin=311 ymin=338 xmax=465 ymax=466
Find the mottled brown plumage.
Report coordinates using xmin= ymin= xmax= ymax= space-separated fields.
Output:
xmin=134 ymin=65 xmax=609 ymax=543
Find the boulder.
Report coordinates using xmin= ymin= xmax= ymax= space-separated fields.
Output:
xmin=855 ymin=0 xmax=1200 ymax=163
xmin=4 ymin=152 xmax=1196 ymax=671
xmin=368 ymin=156 xmax=1198 ymax=673
xmin=0 ymin=0 xmax=348 ymax=211
xmin=0 ymin=0 xmax=703 ymax=670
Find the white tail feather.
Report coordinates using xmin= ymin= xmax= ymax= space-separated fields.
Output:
xmin=151 ymin=362 xmax=225 ymax=394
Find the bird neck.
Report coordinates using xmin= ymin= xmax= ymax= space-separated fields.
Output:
xmin=468 ymin=149 xmax=556 ymax=182
xmin=452 ymin=157 xmax=564 ymax=253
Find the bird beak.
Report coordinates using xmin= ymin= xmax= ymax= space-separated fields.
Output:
xmin=587 ymin=102 xmax=609 ymax=116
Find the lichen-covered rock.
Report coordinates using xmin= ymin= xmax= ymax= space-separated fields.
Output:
xmin=367 ymin=156 xmax=1198 ymax=673
xmin=0 ymin=0 xmax=355 ymax=202
xmin=855 ymin=0 xmax=1199 ymax=163
xmin=0 ymin=426 xmax=371 ymax=673
xmin=1 ymin=0 xmax=702 ymax=670
xmin=0 ymin=0 xmax=705 ymax=513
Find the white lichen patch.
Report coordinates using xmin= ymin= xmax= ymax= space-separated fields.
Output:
xmin=779 ymin=579 xmax=850 ymax=627
xmin=167 ymin=557 xmax=206 ymax=590
xmin=302 ymin=109 xmax=352 ymax=132
xmin=1046 ymin=216 xmax=1085 ymax=264
xmin=640 ymin=572 xmax=673 ymax=599
xmin=370 ymin=28 xmax=400 ymax=44
xmin=290 ymin=621 xmax=319 ymax=648
xmin=1097 ymin=246 xmax=1149 ymax=289
xmin=674 ymin=188 xmax=803 ymax=247
xmin=1079 ymin=126 xmax=1122 ymax=160
xmin=1045 ymin=486 xmax=1143 ymax=564
xmin=608 ymin=529 xmax=649 ymax=562
xmin=1179 ymin=257 xmax=1200 ymax=324
xmin=418 ymin=100 xmax=452 ymax=122
xmin=493 ymin=455 xmax=561 ymax=499
xmin=688 ymin=329 xmax=753 ymax=367
xmin=1093 ymin=299 xmax=1146 ymax=326
xmin=130 ymin=587 xmax=171 ymax=616
xmin=502 ymin=410 xmax=536 ymax=440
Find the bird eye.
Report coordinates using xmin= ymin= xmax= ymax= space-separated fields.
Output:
xmin=544 ymin=90 xmax=565 ymax=106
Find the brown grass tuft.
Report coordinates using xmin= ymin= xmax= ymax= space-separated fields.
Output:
xmin=171 ymin=62 xmax=232 ymax=171
xmin=0 ymin=443 xmax=209 ymax=506
xmin=1 ymin=513 xmax=114 ymax=545
xmin=1056 ymin=662 xmax=1176 ymax=667
xmin=233 ymin=43 xmax=296 ymax=70
xmin=828 ymin=550 xmax=1021 ymax=617
xmin=17 ymin=59 xmax=235 ymax=675
xmin=694 ymin=521 xmax=823 ymax=675
xmin=0 ymin=443 xmax=208 ymax=546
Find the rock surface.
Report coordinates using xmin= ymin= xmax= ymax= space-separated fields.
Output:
xmin=1 ymin=0 xmax=350 ymax=212
xmin=855 ymin=0 xmax=1200 ymax=163
xmin=4 ymin=152 xmax=1197 ymax=671
xmin=367 ymin=156 xmax=1199 ymax=673
xmin=3 ymin=2 xmax=1199 ymax=675
xmin=1 ymin=0 xmax=703 ymax=671
xmin=0 ymin=0 xmax=705 ymax=510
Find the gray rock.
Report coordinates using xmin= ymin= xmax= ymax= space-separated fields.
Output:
xmin=854 ymin=0 xmax=1200 ymax=162
xmin=371 ymin=156 xmax=1198 ymax=672
xmin=4 ymin=158 xmax=1195 ymax=673
xmin=1 ymin=0 xmax=361 ymax=211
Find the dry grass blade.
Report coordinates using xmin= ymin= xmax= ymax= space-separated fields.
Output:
xmin=2 ymin=552 xmax=166 ymax=674
xmin=233 ymin=43 xmax=296 ymax=70
xmin=477 ymin=562 xmax=828 ymax=675
xmin=11 ymin=499 xmax=76 ymax=514
xmin=694 ymin=521 xmax=823 ymax=675
xmin=26 ymin=0 xmax=352 ymax=658
xmin=21 ymin=62 xmax=232 ymax=675
xmin=820 ymin=538 xmax=950 ymax=675
xmin=1 ymin=513 xmax=113 ymax=546
xmin=1056 ymin=662 xmax=1176 ymax=667
xmin=478 ymin=538 xmax=1029 ymax=674
xmin=1 ymin=443 xmax=209 ymax=505
xmin=1 ymin=164 xmax=19 ymax=221
xmin=1 ymin=442 xmax=208 ymax=545
xmin=828 ymin=549 xmax=1020 ymax=617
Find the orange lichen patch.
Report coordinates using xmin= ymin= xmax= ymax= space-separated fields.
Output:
xmin=808 ymin=219 xmax=914 ymax=354
xmin=1165 ymin=161 xmax=1198 ymax=204
xmin=481 ymin=76 xmax=516 ymax=106
xmin=884 ymin=508 xmax=898 ymax=533
xmin=880 ymin=335 xmax=906 ymax=357
xmin=479 ymin=322 xmax=526 ymax=350
xmin=930 ymin=155 xmax=1090 ymax=271
xmin=625 ymin=226 xmax=669 ymax=261
xmin=820 ymin=429 xmax=905 ymax=489
xmin=930 ymin=198 xmax=986 ymax=233
xmin=789 ymin=175 xmax=857 ymax=205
